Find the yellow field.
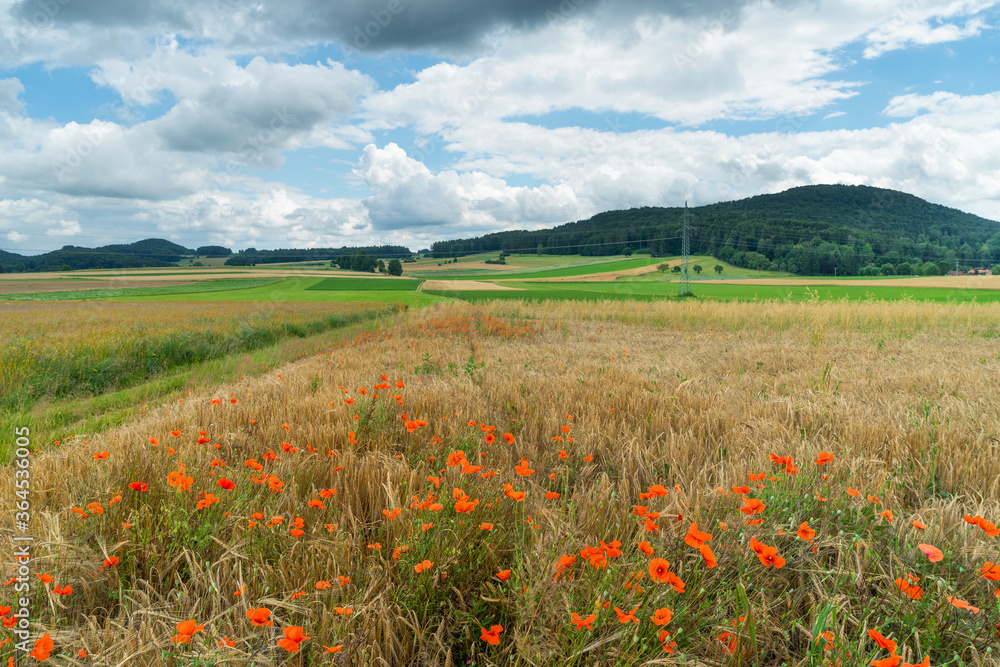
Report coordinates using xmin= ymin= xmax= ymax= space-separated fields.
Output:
xmin=2 ymin=300 xmax=1000 ymax=665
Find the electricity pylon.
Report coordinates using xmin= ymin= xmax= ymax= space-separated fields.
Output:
xmin=678 ymin=201 xmax=693 ymax=297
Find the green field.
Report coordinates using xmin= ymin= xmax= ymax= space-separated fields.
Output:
xmin=0 ymin=277 xmax=283 ymax=301
xmin=631 ymin=256 xmax=794 ymax=279
xmin=0 ymin=300 xmax=398 ymax=460
xmin=306 ymin=277 xmax=422 ymax=291
xmin=480 ymin=257 xmax=664 ymax=280
xmin=113 ymin=278 xmax=449 ymax=306
xmin=425 ymin=280 xmax=1000 ymax=304
xmin=409 ymin=255 xmax=666 ymax=280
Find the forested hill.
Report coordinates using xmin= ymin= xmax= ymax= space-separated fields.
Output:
xmin=0 ymin=239 xmax=416 ymax=273
xmin=97 ymin=238 xmax=193 ymax=261
xmin=0 ymin=238 xmax=191 ymax=272
xmin=430 ymin=185 xmax=1000 ymax=275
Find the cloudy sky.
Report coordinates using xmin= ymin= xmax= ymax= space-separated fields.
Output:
xmin=0 ymin=0 xmax=998 ymax=254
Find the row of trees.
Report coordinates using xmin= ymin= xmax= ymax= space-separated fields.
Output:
xmin=333 ymin=250 xmax=403 ymax=275
xmin=858 ymin=262 xmax=1000 ymax=276
xmin=226 ymin=245 xmax=411 ymax=266
xmin=0 ymin=250 xmax=173 ymax=272
xmin=658 ymin=263 xmax=725 ymax=274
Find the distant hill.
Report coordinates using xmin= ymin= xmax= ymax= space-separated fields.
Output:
xmin=196 ymin=245 xmax=232 ymax=257
xmin=0 ymin=248 xmax=175 ymax=273
xmin=0 ymin=238 xmax=191 ymax=273
xmin=430 ymin=184 xmax=1000 ymax=276
xmin=98 ymin=238 xmax=194 ymax=261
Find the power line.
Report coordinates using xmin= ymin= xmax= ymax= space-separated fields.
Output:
xmin=678 ymin=202 xmax=693 ymax=297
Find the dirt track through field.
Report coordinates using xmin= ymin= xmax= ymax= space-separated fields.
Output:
xmin=419 ymin=279 xmax=522 ymax=291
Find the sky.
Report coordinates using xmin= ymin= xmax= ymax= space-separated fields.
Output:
xmin=0 ymin=0 xmax=998 ymax=254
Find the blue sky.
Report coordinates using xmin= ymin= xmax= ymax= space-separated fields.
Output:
xmin=0 ymin=0 xmax=998 ymax=253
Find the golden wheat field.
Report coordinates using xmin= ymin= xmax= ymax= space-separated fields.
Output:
xmin=3 ymin=299 xmax=1000 ymax=666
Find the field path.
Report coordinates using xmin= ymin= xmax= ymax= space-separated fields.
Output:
xmin=419 ymin=279 xmax=523 ymax=291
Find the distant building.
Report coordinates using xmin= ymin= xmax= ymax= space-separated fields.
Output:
xmin=968 ymin=269 xmax=992 ymax=275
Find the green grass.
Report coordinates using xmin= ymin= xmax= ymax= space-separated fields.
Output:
xmin=0 ymin=278 xmax=283 ymax=300
xmin=75 ymin=270 xmax=258 ymax=276
xmin=305 ymin=277 xmax=422 ymax=291
xmin=114 ymin=278 xmax=451 ymax=306
xmin=485 ymin=257 xmax=665 ymax=280
xmin=1 ymin=304 xmax=397 ymax=416
xmin=408 ymin=252 xmax=609 ymax=270
xmin=424 ymin=280 xmax=1000 ymax=304
xmin=637 ymin=256 xmax=794 ymax=279
xmin=409 ymin=256 xmax=667 ymax=281
xmin=407 ymin=251 xmax=498 ymax=267
xmin=410 ymin=254 xmax=794 ymax=281
xmin=500 ymin=253 xmax=602 ymax=267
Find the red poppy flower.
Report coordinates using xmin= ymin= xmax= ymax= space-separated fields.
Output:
xmin=614 ymin=606 xmax=639 ymax=624
xmin=277 ymin=625 xmax=311 ymax=653
xmin=917 ymin=543 xmax=944 ymax=562
xmin=651 ymin=607 xmax=672 ymax=626
xmin=797 ymin=522 xmax=816 ymax=540
xmin=980 ymin=562 xmax=1000 ymax=581
xmin=245 ymin=608 xmax=273 ymax=627
xmin=30 ymin=634 xmax=54 ymax=661
xmin=480 ymin=624 xmax=503 ymax=645
xmin=648 ymin=557 xmax=672 ymax=583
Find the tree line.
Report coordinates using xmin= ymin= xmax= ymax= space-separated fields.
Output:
xmin=225 ymin=245 xmax=411 ymax=266
xmin=333 ymin=250 xmax=404 ymax=275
